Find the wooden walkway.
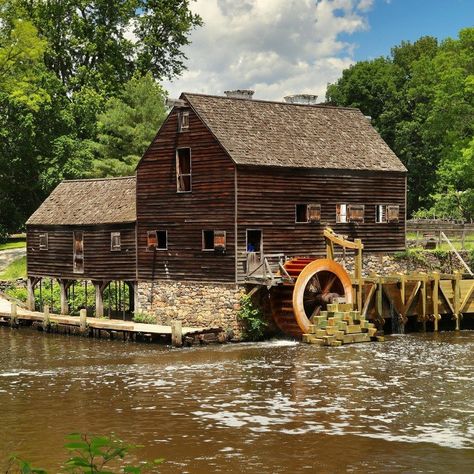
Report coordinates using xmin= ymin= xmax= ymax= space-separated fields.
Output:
xmin=0 ymin=296 xmax=222 ymax=345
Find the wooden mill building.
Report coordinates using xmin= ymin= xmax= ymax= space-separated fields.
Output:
xmin=26 ymin=91 xmax=407 ymax=326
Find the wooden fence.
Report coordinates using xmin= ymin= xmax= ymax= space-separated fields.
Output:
xmin=406 ymin=220 xmax=474 ymax=249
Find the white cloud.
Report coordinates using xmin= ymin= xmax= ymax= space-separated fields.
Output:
xmin=163 ymin=0 xmax=374 ymax=102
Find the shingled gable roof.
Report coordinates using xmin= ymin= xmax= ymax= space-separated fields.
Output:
xmin=181 ymin=93 xmax=407 ymax=173
xmin=26 ymin=176 xmax=136 ymax=226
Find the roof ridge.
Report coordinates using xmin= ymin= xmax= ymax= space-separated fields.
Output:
xmin=182 ymin=92 xmax=359 ymax=112
xmin=60 ymin=176 xmax=136 ymax=184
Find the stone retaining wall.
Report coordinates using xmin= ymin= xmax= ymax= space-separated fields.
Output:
xmin=136 ymin=281 xmax=244 ymax=340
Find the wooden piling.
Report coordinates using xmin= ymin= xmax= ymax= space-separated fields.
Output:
xmin=432 ymin=272 xmax=440 ymax=332
xmin=79 ymin=309 xmax=87 ymax=333
xmin=10 ymin=302 xmax=17 ymax=327
xmin=171 ymin=320 xmax=183 ymax=347
xmin=43 ymin=304 xmax=50 ymax=330
xmin=453 ymin=271 xmax=461 ymax=330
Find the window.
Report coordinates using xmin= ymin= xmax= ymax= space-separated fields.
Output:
xmin=111 ymin=232 xmax=121 ymax=251
xmin=336 ymin=204 xmax=347 ymax=223
xmin=73 ymin=231 xmax=84 ymax=274
xmin=147 ymin=230 xmax=167 ymax=250
xmin=202 ymin=230 xmax=226 ymax=252
xmin=295 ymin=204 xmax=308 ymax=223
xmin=376 ymin=204 xmax=400 ymax=223
xmin=246 ymin=229 xmax=262 ymax=253
xmin=348 ymin=204 xmax=365 ymax=223
xmin=178 ymin=111 xmax=189 ymax=132
xmin=387 ymin=205 xmax=400 ymax=223
xmin=295 ymin=204 xmax=321 ymax=223
xmin=176 ymin=148 xmax=191 ymax=192
xmin=39 ymin=233 xmax=48 ymax=250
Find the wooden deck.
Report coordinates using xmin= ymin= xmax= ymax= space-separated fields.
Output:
xmin=0 ymin=296 xmax=222 ymax=344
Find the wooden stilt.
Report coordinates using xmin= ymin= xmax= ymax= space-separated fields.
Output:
xmin=453 ymin=271 xmax=461 ymax=330
xmin=79 ymin=309 xmax=87 ymax=333
xmin=43 ymin=304 xmax=50 ymax=330
xmin=93 ymin=281 xmax=109 ymax=318
xmin=171 ymin=320 xmax=183 ymax=347
xmin=10 ymin=302 xmax=17 ymax=327
xmin=432 ymin=272 xmax=440 ymax=332
xmin=27 ymin=277 xmax=38 ymax=311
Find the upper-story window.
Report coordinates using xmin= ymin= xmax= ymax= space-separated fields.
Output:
xmin=348 ymin=204 xmax=365 ymax=223
xmin=178 ymin=111 xmax=189 ymax=132
xmin=336 ymin=204 xmax=348 ymax=223
xmin=111 ymin=232 xmax=121 ymax=251
xmin=39 ymin=233 xmax=48 ymax=250
xmin=176 ymin=148 xmax=192 ymax=192
xmin=295 ymin=204 xmax=321 ymax=223
xmin=377 ymin=204 xmax=400 ymax=223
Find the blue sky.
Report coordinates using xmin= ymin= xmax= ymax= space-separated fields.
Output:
xmin=348 ymin=0 xmax=473 ymax=61
xmin=163 ymin=0 xmax=473 ymax=101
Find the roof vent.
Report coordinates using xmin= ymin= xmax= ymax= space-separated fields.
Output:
xmin=224 ymin=89 xmax=254 ymax=100
xmin=284 ymin=94 xmax=318 ymax=105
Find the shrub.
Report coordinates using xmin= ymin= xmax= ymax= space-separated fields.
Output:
xmin=132 ymin=311 xmax=157 ymax=324
xmin=238 ymin=294 xmax=267 ymax=341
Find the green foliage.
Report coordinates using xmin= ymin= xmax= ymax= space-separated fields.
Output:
xmin=132 ymin=311 xmax=157 ymax=325
xmin=326 ymin=28 xmax=474 ymax=218
xmin=91 ymin=74 xmax=167 ymax=177
xmin=7 ymin=433 xmax=163 ymax=473
xmin=5 ymin=285 xmax=27 ymax=302
xmin=0 ymin=225 xmax=9 ymax=244
xmin=393 ymin=249 xmax=428 ymax=265
xmin=238 ymin=294 xmax=267 ymax=341
xmin=0 ymin=256 xmax=26 ymax=280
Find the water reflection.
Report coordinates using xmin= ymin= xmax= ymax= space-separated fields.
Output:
xmin=0 ymin=328 xmax=473 ymax=473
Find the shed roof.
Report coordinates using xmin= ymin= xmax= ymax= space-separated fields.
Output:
xmin=27 ymin=176 xmax=136 ymax=226
xmin=182 ymin=93 xmax=407 ymax=173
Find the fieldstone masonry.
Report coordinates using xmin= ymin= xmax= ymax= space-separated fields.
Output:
xmin=136 ymin=280 xmax=244 ymax=340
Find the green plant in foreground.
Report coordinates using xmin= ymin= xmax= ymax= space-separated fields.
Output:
xmin=7 ymin=433 xmax=163 ymax=473
xmin=238 ymin=294 xmax=267 ymax=341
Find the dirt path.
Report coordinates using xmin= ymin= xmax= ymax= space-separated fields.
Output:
xmin=0 ymin=248 xmax=26 ymax=274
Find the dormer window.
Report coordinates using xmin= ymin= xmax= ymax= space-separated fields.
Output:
xmin=178 ymin=111 xmax=189 ymax=132
xmin=176 ymin=148 xmax=192 ymax=192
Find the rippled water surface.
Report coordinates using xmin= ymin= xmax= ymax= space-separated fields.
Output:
xmin=0 ymin=328 xmax=473 ymax=473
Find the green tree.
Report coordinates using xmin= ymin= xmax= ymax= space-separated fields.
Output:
xmin=91 ymin=73 xmax=167 ymax=177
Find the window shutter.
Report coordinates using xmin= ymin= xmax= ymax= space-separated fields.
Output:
xmin=387 ymin=205 xmax=400 ymax=223
xmin=348 ymin=204 xmax=365 ymax=223
xmin=147 ymin=231 xmax=158 ymax=249
xmin=308 ymin=204 xmax=321 ymax=223
xmin=214 ymin=231 xmax=226 ymax=250
xmin=111 ymin=232 xmax=121 ymax=251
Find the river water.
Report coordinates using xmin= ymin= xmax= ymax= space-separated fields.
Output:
xmin=0 ymin=328 xmax=473 ymax=473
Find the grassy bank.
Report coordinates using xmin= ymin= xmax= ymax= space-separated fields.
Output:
xmin=0 ymin=239 xmax=26 ymax=251
xmin=0 ymin=256 xmax=26 ymax=280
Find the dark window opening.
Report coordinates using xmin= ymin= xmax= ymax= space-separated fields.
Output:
xmin=39 ymin=233 xmax=48 ymax=250
xmin=202 ymin=230 xmax=226 ymax=252
xmin=295 ymin=204 xmax=308 ymax=223
xmin=111 ymin=232 xmax=121 ymax=251
xmin=157 ymin=230 xmax=167 ymax=250
xmin=202 ymin=230 xmax=214 ymax=251
xmin=176 ymin=148 xmax=191 ymax=192
xmin=178 ymin=111 xmax=189 ymax=132
xmin=73 ymin=231 xmax=84 ymax=274
xmin=246 ymin=229 xmax=262 ymax=253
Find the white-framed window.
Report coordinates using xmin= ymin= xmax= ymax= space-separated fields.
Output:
xmin=176 ymin=148 xmax=192 ymax=192
xmin=111 ymin=232 xmax=121 ymax=251
xmin=336 ymin=203 xmax=348 ymax=223
xmin=202 ymin=230 xmax=226 ymax=252
xmin=178 ymin=111 xmax=189 ymax=132
xmin=39 ymin=233 xmax=48 ymax=251
xmin=376 ymin=204 xmax=400 ymax=223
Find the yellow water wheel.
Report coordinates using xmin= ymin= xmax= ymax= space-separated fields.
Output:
xmin=270 ymin=258 xmax=353 ymax=338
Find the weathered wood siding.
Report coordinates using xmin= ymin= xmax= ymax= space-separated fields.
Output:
xmin=136 ymin=107 xmax=236 ymax=282
xmin=27 ymin=224 xmax=136 ymax=280
xmin=236 ymin=166 xmax=406 ymax=281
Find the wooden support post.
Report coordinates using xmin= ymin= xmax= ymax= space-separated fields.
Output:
xmin=376 ymin=275 xmax=383 ymax=327
xmin=355 ymin=239 xmax=363 ymax=312
xmin=94 ymin=281 xmax=108 ymax=318
xmin=171 ymin=320 xmax=182 ymax=347
xmin=79 ymin=308 xmax=87 ymax=333
xmin=10 ymin=302 xmax=17 ymax=327
xmin=59 ymin=280 xmax=71 ymax=315
xmin=432 ymin=272 xmax=440 ymax=332
xmin=420 ymin=275 xmax=427 ymax=331
xmin=27 ymin=277 xmax=37 ymax=311
xmin=43 ymin=304 xmax=50 ymax=330
xmin=453 ymin=271 xmax=461 ymax=330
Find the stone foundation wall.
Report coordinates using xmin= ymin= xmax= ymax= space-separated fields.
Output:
xmin=136 ymin=281 xmax=244 ymax=340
